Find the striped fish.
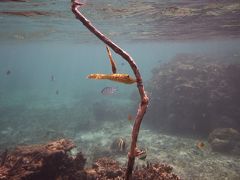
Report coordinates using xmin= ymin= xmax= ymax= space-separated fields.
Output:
xmin=101 ymin=87 xmax=117 ymax=95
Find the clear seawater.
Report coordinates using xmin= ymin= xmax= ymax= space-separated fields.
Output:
xmin=0 ymin=0 xmax=240 ymax=179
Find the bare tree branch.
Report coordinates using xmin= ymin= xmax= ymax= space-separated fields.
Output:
xmin=71 ymin=1 xmax=149 ymax=179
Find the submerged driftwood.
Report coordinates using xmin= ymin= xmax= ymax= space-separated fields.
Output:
xmin=71 ymin=1 xmax=149 ymax=179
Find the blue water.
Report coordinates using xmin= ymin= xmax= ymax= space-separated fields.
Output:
xmin=1 ymin=40 xmax=239 ymax=108
xmin=1 ymin=0 xmax=240 ymax=179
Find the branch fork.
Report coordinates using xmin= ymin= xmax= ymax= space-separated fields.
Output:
xmin=71 ymin=1 xmax=149 ymax=179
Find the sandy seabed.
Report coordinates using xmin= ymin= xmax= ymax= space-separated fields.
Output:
xmin=72 ymin=119 xmax=240 ymax=180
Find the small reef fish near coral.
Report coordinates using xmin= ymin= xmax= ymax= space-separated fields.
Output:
xmin=117 ymin=137 xmax=126 ymax=152
xmin=196 ymin=141 xmax=205 ymax=150
xmin=138 ymin=151 xmax=147 ymax=160
xmin=6 ymin=70 xmax=11 ymax=75
xmin=101 ymin=86 xmax=117 ymax=95
xmin=134 ymin=148 xmax=147 ymax=161
xmin=50 ymin=74 xmax=55 ymax=81
xmin=128 ymin=114 xmax=133 ymax=121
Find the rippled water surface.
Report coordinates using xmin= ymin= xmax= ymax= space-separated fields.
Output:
xmin=0 ymin=0 xmax=240 ymax=42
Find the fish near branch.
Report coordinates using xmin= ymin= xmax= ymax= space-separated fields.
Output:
xmin=71 ymin=1 xmax=149 ymax=179
xmin=87 ymin=73 xmax=136 ymax=84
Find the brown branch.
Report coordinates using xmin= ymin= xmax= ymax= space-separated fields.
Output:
xmin=71 ymin=1 xmax=149 ymax=179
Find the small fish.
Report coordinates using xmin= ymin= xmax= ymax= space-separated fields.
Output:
xmin=134 ymin=148 xmax=147 ymax=160
xmin=196 ymin=141 xmax=205 ymax=150
xmin=50 ymin=75 xmax=55 ymax=81
xmin=128 ymin=114 xmax=133 ymax=121
xmin=121 ymin=62 xmax=125 ymax=66
xmin=106 ymin=46 xmax=117 ymax=74
xmin=87 ymin=73 xmax=136 ymax=84
xmin=117 ymin=138 xmax=126 ymax=152
xmin=101 ymin=87 xmax=117 ymax=95
xmin=138 ymin=151 xmax=147 ymax=160
xmin=55 ymin=90 xmax=59 ymax=95
xmin=6 ymin=70 xmax=11 ymax=75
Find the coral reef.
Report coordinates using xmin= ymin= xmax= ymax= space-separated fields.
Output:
xmin=208 ymin=128 xmax=240 ymax=154
xmin=0 ymin=139 xmax=87 ymax=180
xmin=77 ymin=123 xmax=240 ymax=179
xmin=1 ymin=120 xmax=240 ymax=179
xmin=0 ymin=139 xmax=181 ymax=180
xmin=146 ymin=54 xmax=240 ymax=136
xmin=85 ymin=157 xmax=180 ymax=180
xmin=87 ymin=158 xmax=124 ymax=179
xmin=133 ymin=162 xmax=180 ymax=180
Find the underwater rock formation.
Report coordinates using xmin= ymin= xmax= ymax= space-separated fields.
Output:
xmin=208 ymin=128 xmax=240 ymax=154
xmin=0 ymin=139 xmax=87 ymax=180
xmin=0 ymin=139 xmax=181 ymax=180
xmin=86 ymin=157 xmax=180 ymax=180
xmin=146 ymin=54 xmax=240 ymax=136
xmin=87 ymin=158 xmax=124 ymax=179
xmin=132 ymin=162 xmax=180 ymax=180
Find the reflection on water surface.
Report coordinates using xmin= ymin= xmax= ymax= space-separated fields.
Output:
xmin=0 ymin=0 xmax=239 ymax=42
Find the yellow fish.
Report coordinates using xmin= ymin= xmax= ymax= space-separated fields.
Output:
xmin=87 ymin=73 xmax=136 ymax=84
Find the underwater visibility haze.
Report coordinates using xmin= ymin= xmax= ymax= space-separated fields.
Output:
xmin=0 ymin=0 xmax=240 ymax=179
